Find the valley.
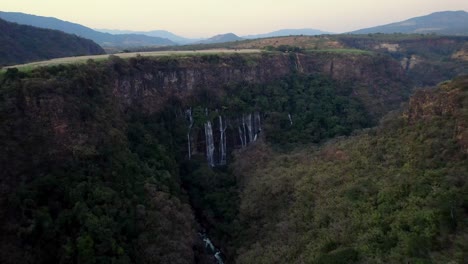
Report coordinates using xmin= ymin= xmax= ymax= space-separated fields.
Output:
xmin=0 ymin=6 xmax=467 ymax=264
xmin=0 ymin=39 xmax=466 ymax=263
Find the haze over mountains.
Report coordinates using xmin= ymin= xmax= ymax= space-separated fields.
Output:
xmin=0 ymin=18 xmax=104 ymax=66
xmin=196 ymin=33 xmax=244 ymax=44
xmin=350 ymin=10 xmax=468 ymax=35
xmin=0 ymin=10 xmax=467 ymax=49
xmin=96 ymin=29 xmax=200 ymax=44
xmin=97 ymin=28 xmax=331 ymax=44
xmin=0 ymin=11 xmax=176 ymax=47
xmin=243 ymin=28 xmax=331 ymax=39
xmin=1 ymin=3 xmax=468 ymax=263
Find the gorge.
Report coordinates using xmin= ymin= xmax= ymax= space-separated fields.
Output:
xmin=0 ymin=36 xmax=467 ymax=263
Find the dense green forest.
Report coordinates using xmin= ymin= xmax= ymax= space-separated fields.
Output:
xmin=0 ymin=18 xmax=105 ymax=66
xmin=0 ymin=51 xmax=466 ymax=263
xmin=0 ymin=63 xmax=195 ymax=263
xmin=231 ymin=76 xmax=468 ymax=263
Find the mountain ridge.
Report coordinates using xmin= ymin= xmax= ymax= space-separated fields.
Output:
xmin=0 ymin=11 xmax=177 ymax=47
xmin=97 ymin=28 xmax=331 ymax=43
xmin=243 ymin=28 xmax=331 ymax=39
xmin=350 ymin=10 xmax=468 ymax=35
xmin=196 ymin=33 xmax=244 ymax=44
xmin=95 ymin=29 xmax=200 ymax=44
xmin=0 ymin=18 xmax=104 ymax=66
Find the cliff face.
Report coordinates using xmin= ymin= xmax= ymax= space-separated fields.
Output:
xmin=4 ymin=53 xmax=410 ymax=166
xmin=111 ymin=52 xmax=408 ymax=116
xmin=100 ymin=52 xmax=409 ymax=162
xmin=336 ymin=36 xmax=468 ymax=87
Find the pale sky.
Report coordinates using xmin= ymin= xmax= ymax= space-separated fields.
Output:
xmin=1 ymin=0 xmax=467 ymax=38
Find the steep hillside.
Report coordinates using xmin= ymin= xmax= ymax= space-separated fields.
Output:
xmin=0 ymin=11 xmax=176 ymax=47
xmin=335 ymin=35 xmax=468 ymax=86
xmin=0 ymin=49 xmax=466 ymax=263
xmin=232 ymin=76 xmax=468 ymax=263
xmin=0 ymin=18 xmax=104 ymax=66
xmin=351 ymin=10 xmax=468 ymax=35
xmin=0 ymin=51 xmax=411 ymax=263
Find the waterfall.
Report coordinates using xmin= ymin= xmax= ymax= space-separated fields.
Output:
xmin=203 ymin=237 xmax=215 ymax=252
xmin=238 ymin=112 xmax=262 ymax=147
xmin=186 ymin=108 xmax=194 ymax=160
xmin=288 ymin=113 xmax=293 ymax=126
xmin=253 ymin=112 xmax=261 ymax=141
xmin=205 ymin=121 xmax=215 ymax=167
xmin=219 ymin=116 xmax=227 ymax=166
xmin=198 ymin=232 xmax=224 ymax=264
xmin=242 ymin=115 xmax=248 ymax=145
xmin=255 ymin=112 xmax=261 ymax=132
xmin=215 ymin=251 xmax=224 ymax=264
xmin=238 ymin=126 xmax=245 ymax=147
xmin=246 ymin=113 xmax=253 ymax=143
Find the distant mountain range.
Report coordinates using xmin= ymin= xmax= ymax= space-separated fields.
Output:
xmin=350 ymin=10 xmax=468 ymax=35
xmin=96 ymin=29 xmax=200 ymax=44
xmin=0 ymin=11 xmax=177 ymax=47
xmin=0 ymin=18 xmax=104 ymax=66
xmin=1 ymin=10 xmax=467 ymax=50
xmin=96 ymin=28 xmax=330 ymax=44
xmin=243 ymin=28 xmax=331 ymax=39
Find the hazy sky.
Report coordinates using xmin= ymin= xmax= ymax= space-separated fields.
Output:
xmin=1 ymin=1 xmax=467 ymax=38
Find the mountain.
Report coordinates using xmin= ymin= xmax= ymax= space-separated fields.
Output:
xmin=243 ymin=28 xmax=331 ymax=39
xmin=0 ymin=18 xmax=104 ymax=66
xmin=197 ymin=33 xmax=243 ymax=44
xmin=351 ymin=10 xmax=468 ymax=35
xmin=96 ymin=29 xmax=200 ymax=44
xmin=0 ymin=11 xmax=177 ymax=47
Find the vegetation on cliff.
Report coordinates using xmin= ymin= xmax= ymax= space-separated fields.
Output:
xmin=0 ymin=50 xmax=466 ymax=263
xmin=0 ymin=63 xmax=195 ymax=263
xmin=231 ymin=76 xmax=468 ymax=263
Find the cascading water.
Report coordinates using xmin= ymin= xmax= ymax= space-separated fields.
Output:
xmin=205 ymin=121 xmax=215 ymax=167
xmin=198 ymin=233 xmax=225 ymax=264
xmin=203 ymin=237 xmax=215 ymax=252
xmin=186 ymin=108 xmax=194 ymax=160
xmin=191 ymin=111 xmax=263 ymax=164
xmin=253 ymin=112 xmax=261 ymax=141
xmin=288 ymin=113 xmax=293 ymax=126
xmin=242 ymin=115 xmax=248 ymax=145
xmin=237 ymin=112 xmax=262 ymax=148
xmin=238 ymin=126 xmax=245 ymax=147
xmin=246 ymin=113 xmax=253 ymax=143
xmin=219 ymin=116 xmax=227 ymax=166
xmin=214 ymin=251 xmax=224 ymax=264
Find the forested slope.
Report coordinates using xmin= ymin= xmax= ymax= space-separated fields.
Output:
xmin=0 ymin=18 xmax=105 ymax=66
xmin=231 ymin=76 xmax=468 ymax=263
xmin=0 ymin=50 xmax=466 ymax=263
xmin=0 ymin=62 xmax=198 ymax=263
